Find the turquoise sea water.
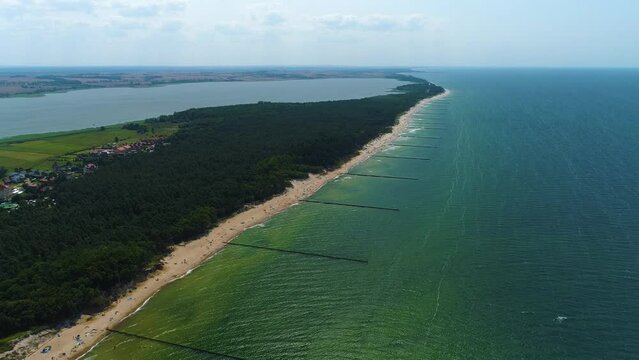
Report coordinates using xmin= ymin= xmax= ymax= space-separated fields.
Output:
xmin=0 ymin=78 xmax=402 ymax=138
xmin=85 ymin=69 xmax=639 ymax=359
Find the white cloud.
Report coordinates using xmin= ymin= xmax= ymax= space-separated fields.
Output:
xmin=261 ymin=11 xmax=285 ymax=26
xmin=116 ymin=4 xmax=161 ymax=18
xmin=213 ymin=23 xmax=251 ymax=36
xmin=112 ymin=1 xmax=185 ymax=18
xmin=48 ymin=0 xmax=96 ymax=13
xmin=164 ymin=1 xmax=186 ymax=12
xmin=248 ymin=3 xmax=287 ymax=27
xmin=315 ymin=14 xmax=437 ymax=32
xmin=0 ymin=1 xmax=450 ymax=65
xmin=160 ymin=20 xmax=184 ymax=32
xmin=1 ymin=0 xmax=633 ymax=67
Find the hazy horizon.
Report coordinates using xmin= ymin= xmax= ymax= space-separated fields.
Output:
xmin=2 ymin=65 xmax=639 ymax=70
xmin=1 ymin=0 xmax=638 ymax=68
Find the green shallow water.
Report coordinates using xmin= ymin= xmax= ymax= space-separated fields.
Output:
xmin=85 ymin=69 xmax=639 ymax=359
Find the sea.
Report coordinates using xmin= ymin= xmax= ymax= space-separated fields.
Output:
xmin=77 ymin=68 xmax=638 ymax=359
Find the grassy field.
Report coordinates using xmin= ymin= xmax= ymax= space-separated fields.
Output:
xmin=0 ymin=123 xmax=178 ymax=170
xmin=0 ymin=328 xmax=44 ymax=353
xmin=0 ymin=330 xmax=25 ymax=353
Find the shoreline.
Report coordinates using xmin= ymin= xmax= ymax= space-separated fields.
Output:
xmin=23 ymin=89 xmax=449 ymax=360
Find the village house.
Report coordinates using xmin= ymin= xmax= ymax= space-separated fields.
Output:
xmin=8 ymin=172 xmax=25 ymax=183
xmin=84 ymin=163 xmax=98 ymax=174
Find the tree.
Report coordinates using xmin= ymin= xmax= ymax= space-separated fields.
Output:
xmin=0 ymin=79 xmax=445 ymax=337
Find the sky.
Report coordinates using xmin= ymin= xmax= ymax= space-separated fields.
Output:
xmin=0 ymin=0 xmax=637 ymax=67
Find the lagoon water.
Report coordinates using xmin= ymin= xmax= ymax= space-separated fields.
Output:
xmin=0 ymin=78 xmax=403 ymax=138
xmin=86 ymin=69 xmax=639 ymax=359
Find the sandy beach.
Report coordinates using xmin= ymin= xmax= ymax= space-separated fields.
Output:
xmin=22 ymin=90 xmax=448 ymax=360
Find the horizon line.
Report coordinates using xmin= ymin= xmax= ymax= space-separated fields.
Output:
xmin=0 ymin=65 xmax=638 ymax=70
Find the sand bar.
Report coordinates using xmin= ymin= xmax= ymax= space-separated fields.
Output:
xmin=23 ymin=90 xmax=448 ymax=360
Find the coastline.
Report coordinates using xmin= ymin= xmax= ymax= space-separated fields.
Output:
xmin=23 ymin=89 xmax=449 ymax=360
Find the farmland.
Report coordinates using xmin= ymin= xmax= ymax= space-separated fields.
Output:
xmin=0 ymin=123 xmax=178 ymax=170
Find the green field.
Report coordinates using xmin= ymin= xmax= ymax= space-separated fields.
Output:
xmin=0 ymin=327 xmax=45 ymax=353
xmin=0 ymin=123 xmax=178 ymax=170
xmin=0 ymin=331 xmax=24 ymax=353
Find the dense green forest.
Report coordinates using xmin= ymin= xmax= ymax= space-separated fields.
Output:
xmin=0 ymin=78 xmax=444 ymax=337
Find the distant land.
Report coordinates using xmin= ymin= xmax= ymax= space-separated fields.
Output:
xmin=0 ymin=66 xmax=411 ymax=98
